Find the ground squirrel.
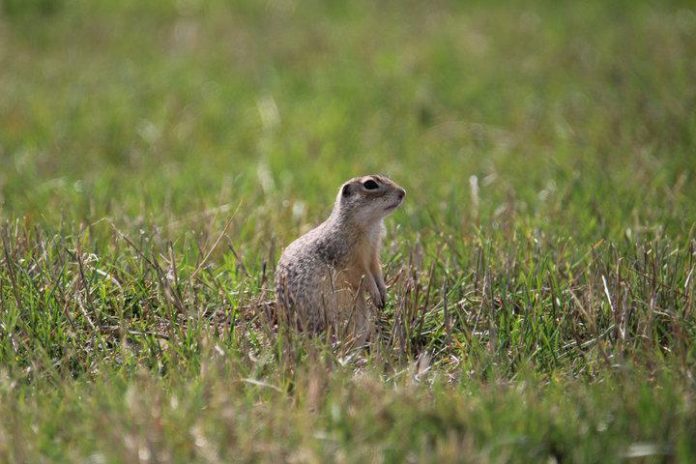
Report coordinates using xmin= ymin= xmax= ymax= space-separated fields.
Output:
xmin=275 ymin=174 xmax=406 ymax=338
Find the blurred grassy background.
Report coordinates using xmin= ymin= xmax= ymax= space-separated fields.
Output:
xmin=2 ymin=0 xmax=694 ymax=240
xmin=1 ymin=0 xmax=696 ymax=461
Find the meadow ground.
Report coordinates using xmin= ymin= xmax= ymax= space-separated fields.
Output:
xmin=1 ymin=0 xmax=696 ymax=462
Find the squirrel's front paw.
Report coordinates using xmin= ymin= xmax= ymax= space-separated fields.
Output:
xmin=371 ymin=283 xmax=387 ymax=309
xmin=378 ymin=283 xmax=387 ymax=309
xmin=374 ymin=293 xmax=385 ymax=309
xmin=369 ymin=286 xmax=385 ymax=309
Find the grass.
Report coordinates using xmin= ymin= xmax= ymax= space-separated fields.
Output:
xmin=1 ymin=0 xmax=695 ymax=461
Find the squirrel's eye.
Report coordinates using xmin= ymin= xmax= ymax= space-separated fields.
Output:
xmin=363 ymin=180 xmax=379 ymax=190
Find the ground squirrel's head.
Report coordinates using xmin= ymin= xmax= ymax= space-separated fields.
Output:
xmin=333 ymin=174 xmax=406 ymax=226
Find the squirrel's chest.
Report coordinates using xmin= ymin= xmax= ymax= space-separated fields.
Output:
xmin=334 ymin=237 xmax=377 ymax=290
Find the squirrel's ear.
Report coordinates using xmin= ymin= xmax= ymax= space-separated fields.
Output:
xmin=341 ymin=183 xmax=352 ymax=197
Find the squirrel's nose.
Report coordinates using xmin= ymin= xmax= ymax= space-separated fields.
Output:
xmin=397 ymin=188 xmax=406 ymax=200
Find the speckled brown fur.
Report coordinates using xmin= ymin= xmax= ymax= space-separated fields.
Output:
xmin=275 ymin=175 xmax=405 ymax=339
